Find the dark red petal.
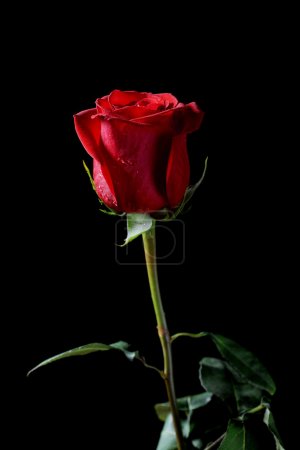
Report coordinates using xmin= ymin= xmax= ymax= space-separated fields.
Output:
xmin=108 ymin=105 xmax=150 ymax=120
xmin=166 ymin=134 xmax=190 ymax=207
xmin=156 ymin=93 xmax=178 ymax=108
xmin=178 ymin=102 xmax=205 ymax=133
xmin=136 ymin=94 xmax=162 ymax=108
xmin=130 ymin=107 xmax=179 ymax=129
xmin=96 ymin=96 xmax=111 ymax=114
xmin=108 ymin=90 xmax=148 ymax=109
xmin=116 ymin=93 xmax=177 ymax=119
xmin=99 ymin=118 xmax=172 ymax=212
xmin=74 ymin=108 xmax=101 ymax=160
xmin=131 ymin=102 xmax=204 ymax=135
xmin=74 ymin=109 xmax=117 ymax=199
xmin=93 ymin=159 xmax=118 ymax=210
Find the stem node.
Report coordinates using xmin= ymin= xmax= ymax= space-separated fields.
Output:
xmin=157 ymin=325 xmax=170 ymax=339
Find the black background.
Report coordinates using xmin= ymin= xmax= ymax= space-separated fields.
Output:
xmin=5 ymin=7 xmax=295 ymax=449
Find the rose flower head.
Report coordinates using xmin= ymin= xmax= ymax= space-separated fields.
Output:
xmin=74 ymin=90 xmax=204 ymax=213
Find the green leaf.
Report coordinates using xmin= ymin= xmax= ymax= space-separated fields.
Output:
xmin=122 ymin=213 xmax=153 ymax=245
xmin=155 ymin=392 xmax=213 ymax=421
xmin=263 ymin=409 xmax=285 ymax=450
xmin=177 ymin=392 xmax=213 ymax=412
xmin=200 ymin=357 xmax=264 ymax=414
xmin=28 ymin=341 xmax=137 ymax=375
xmin=155 ymin=404 xmax=172 ymax=422
xmin=210 ymin=334 xmax=276 ymax=395
xmin=218 ymin=421 xmax=259 ymax=450
xmin=232 ymin=380 xmax=265 ymax=415
xmin=191 ymin=439 xmax=203 ymax=449
xmin=156 ymin=414 xmax=178 ymax=450
xmin=200 ymin=357 xmax=233 ymax=403
xmin=155 ymin=393 xmax=212 ymax=447
xmin=181 ymin=417 xmax=192 ymax=439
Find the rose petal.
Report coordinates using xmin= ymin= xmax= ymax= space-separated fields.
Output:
xmin=96 ymin=96 xmax=111 ymax=114
xmin=108 ymin=90 xmax=148 ymax=109
xmin=177 ymin=102 xmax=205 ymax=133
xmin=112 ymin=93 xmax=177 ymax=119
xmin=156 ymin=93 xmax=178 ymax=108
xmin=99 ymin=118 xmax=172 ymax=212
xmin=74 ymin=108 xmax=101 ymax=160
xmin=131 ymin=102 xmax=204 ymax=135
xmin=105 ymin=105 xmax=149 ymax=120
xmin=74 ymin=109 xmax=116 ymax=200
xmin=166 ymin=134 xmax=190 ymax=207
xmin=93 ymin=159 xmax=118 ymax=210
xmin=130 ymin=106 xmax=179 ymax=128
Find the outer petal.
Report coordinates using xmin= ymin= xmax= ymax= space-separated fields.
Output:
xmin=74 ymin=109 xmax=116 ymax=200
xmin=99 ymin=118 xmax=172 ymax=212
xmin=131 ymin=103 xmax=204 ymax=135
xmin=74 ymin=108 xmax=101 ymax=160
xmin=166 ymin=134 xmax=190 ymax=207
xmin=130 ymin=107 xmax=181 ymax=131
xmin=174 ymin=102 xmax=205 ymax=133
xmin=93 ymin=159 xmax=118 ymax=210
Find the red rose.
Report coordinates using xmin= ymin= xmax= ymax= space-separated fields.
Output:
xmin=74 ymin=90 xmax=204 ymax=213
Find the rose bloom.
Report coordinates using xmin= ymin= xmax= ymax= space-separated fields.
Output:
xmin=74 ymin=90 xmax=204 ymax=213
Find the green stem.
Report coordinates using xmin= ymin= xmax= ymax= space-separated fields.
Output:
xmin=142 ymin=225 xmax=185 ymax=450
xmin=171 ymin=331 xmax=208 ymax=343
xmin=204 ymin=433 xmax=226 ymax=450
xmin=246 ymin=403 xmax=267 ymax=415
